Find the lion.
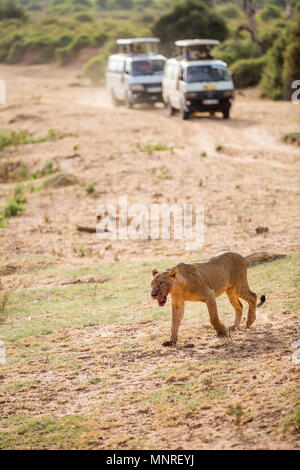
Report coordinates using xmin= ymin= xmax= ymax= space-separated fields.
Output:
xmin=151 ymin=252 xmax=266 ymax=346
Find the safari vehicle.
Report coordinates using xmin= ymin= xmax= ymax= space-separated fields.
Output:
xmin=162 ymin=39 xmax=234 ymax=120
xmin=106 ymin=38 xmax=167 ymax=108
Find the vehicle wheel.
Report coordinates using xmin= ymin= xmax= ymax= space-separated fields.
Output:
xmin=125 ymin=93 xmax=133 ymax=109
xmin=111 ymin=91 xmax=120 ymax=107
xmin=180 ymin=106 xmax=189 ymax=120
xmin=166 ymin=101 xmax=175 ymax=117
xmin=223 ymin=107 xmax=230 ymax=119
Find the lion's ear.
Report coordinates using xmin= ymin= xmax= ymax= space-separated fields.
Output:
xmin=168 ymin=266 xmax=178 ymax=279
xmin=152 ymin=269 xmax=159 ymax=278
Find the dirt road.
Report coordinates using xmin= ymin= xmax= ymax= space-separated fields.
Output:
xmin=0 ymin=64 xmax=299 ymax=272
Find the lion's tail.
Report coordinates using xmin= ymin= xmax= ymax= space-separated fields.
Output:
xmin=245 ymin=252 xmax=269 ymax=265
xmin=245 ymin=252 xmax=286 ymax=266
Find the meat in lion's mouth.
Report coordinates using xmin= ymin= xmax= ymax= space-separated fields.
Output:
xmin=157 ymin=296 xmax=167 ymax=307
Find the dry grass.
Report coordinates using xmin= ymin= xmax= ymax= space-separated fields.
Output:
xmin=0 ymin=255 xmax=299 ymax=449
xmin=0 ymin=65 xmax=299 ymax=449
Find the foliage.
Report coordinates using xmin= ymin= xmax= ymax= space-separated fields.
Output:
xmin=259 ymin=5 xmax=300 ymax=100
xmin=217 ymin=4 xmax=244 ymax=19
xmin=258 ymin=4 xmax=283 ymax=22
xmin=230 ymin=56 xmax=267 ymax=88
xmin=152 ymin=0 xmax=228 ymax=53
xmin=0 ymin=0 xmax=27 ymax=21
xmin=217 ymin=38 xmax=262 ymax=66
xmin=282 ymin=5 xmax=300 ymax=99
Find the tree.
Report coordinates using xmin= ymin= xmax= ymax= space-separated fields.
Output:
xmin=152 ymin=0 xmax=228 ymax=53
xmin=282 ymin=4 xmax=300 ymax=98
xmin=0 ymin=0 xmax=27 ymax=21
xmin=235 ymin=0 xmax=258 ymax=44
xmin=259 ymin=5 xmax=300 ymax=100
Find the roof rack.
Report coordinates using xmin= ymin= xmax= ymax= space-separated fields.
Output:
xmin=117 ymin=38 xmax=160 ymax=54
xmin=174 ymin=39 xmax=220 ymax=61
xmin=175 ymin=39 xmax=220 ymax=48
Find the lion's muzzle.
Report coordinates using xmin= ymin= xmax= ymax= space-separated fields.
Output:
xmin=151 ymin=291 xmax=167 ymax=307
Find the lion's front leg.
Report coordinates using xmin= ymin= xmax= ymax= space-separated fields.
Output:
xmin=162 ymin=297 xmax=185 ymax=347
xmin=205 ymin=291 xmax=227 ymax=336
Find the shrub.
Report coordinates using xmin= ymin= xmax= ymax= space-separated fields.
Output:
xmin=82 ymin=55 xmax=105 ymax=85
xmin=153 ymin=0 xmax=228 ymax=53
xmin=230 ymin=56 xmax=267 ymax=88
xmin=217 ymin=38 xmax=262 ymax=66
xmin=258 ymin=4 xmax=282 ymax=22
xmin=258 ymin=20 xmax=287 ymax=54
xmin=217 ymin=4 xmax=243 ymax=20
xmin=282 ymin=6 xmax=300 ymax=99
xmin=74 ymin=12 xmax=94 ymax=22
xmin=259 ymin=25 xmax=288 ymax=99
xmin=0 ymin=0 xmax=27 ymax=21
xmin=3 ymin=198 xmax=25 ymax=217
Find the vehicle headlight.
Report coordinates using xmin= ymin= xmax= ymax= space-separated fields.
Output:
xmin=130 ymin=85 xmax=144 ymax=91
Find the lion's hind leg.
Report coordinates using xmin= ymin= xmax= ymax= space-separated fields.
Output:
xmin=236 ymin=285 xmax=257 ymax=328
xmin=226 ymin=288 xmax=243 ymax=329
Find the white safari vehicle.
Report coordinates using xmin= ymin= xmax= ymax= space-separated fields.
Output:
xmin=106 ymin=38 xmax=166 ymax=108
xmin=162 ymin=39 xmax=234 ymax=120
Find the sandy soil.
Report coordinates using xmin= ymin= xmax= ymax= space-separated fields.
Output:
xmin=0 ymin=64 xmax=299 ymax=273
xmin=0 ymin=64 xmax=299 ymax=450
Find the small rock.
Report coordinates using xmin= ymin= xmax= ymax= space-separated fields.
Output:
xmin=255 ymin=226 xmax=269 ymax=235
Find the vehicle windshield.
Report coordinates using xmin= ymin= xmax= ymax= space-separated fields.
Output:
xmin=131 ymin=60 xmax=165 ymax=76
xmin=185 ymin=65 xmax=229 ymax=83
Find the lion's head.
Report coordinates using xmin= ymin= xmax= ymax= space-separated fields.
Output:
xmin=151 ymin=266 xmax=178 ymax=307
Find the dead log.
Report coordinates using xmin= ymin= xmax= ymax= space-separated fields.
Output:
xmin=76 ymin=226 xmax=110 ymax=233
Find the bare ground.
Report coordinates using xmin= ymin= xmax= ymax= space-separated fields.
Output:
xmin=0 ymin=64 xmax=299 ymax=450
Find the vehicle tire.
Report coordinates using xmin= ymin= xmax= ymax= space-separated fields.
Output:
xmin=223 ymin=107 xmax=230 ymax=119
xmin=125 ymin=92 xmax=133 ymax=109
xmin=166 ymin=101 xmax=175 ymax=117
xmin=111 ymin=90 xmax=121 ymax=107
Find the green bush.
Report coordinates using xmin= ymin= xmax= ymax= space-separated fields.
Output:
xmin=230 ymin=56 xmax=267 ymax=88
xmin=259 ymin=5 xmax=300 ymax=100
xmin=258 ymin=4 xmax=282 ymax=22
xmin=258 ymin=20 xmax=287 ymax=53
xmin=47 ymin=0 xmax=93 ymax=15
xmin=0 ymin=0 xmax=27 ymax=21
xmin=217 ymin=4 xmax=243 ymax=19
xmin=153 ymin=0 xmax=228 ymax=53
xmin=82 ymin=55 xmax=105 ymax=85
xmin=217 ymin=38 xmax=262 ymax=66
xmin=282 ymin=6 xmax=300 ymax=99
xmin=74 ymin=12 xmax=94 ymax=22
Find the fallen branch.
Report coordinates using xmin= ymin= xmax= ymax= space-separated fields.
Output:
xmin=61 ymin=277 xmax=110 ymax=286
xmin=76 ymin=226 xmax=110 ymax=233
